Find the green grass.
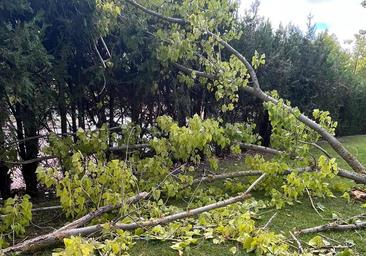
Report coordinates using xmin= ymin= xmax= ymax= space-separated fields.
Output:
xmin=319 ymin=134 xmax=366 ymax=169
xmin=26 ymin=136 xmax=366 ymax=255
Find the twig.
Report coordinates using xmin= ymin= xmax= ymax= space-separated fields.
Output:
xmin=100 ymin=37 xmax=111 ymax=58
xmin=262 ymin=212 xmax=277 ymax=229
xmin=93 ymin=41 xmax=107 ymax=68
xmin=305 ymin=188 xmax=323 ymax=219
xmin=318 ymin=233 xmax=341 ymax=245
xmin=289 ymin=231 xmax=303 ymax=254
xmin=299 ymin=140 xmax=332 ymax=159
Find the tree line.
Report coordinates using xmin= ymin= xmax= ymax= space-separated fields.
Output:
xmin=0 ymin=0 xmax=366 ymax=199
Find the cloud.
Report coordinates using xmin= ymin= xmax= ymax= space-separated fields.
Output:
xmin=305 ymin=0 xmax=335 ymax=3
xmin=239 ymin=0 xmax=366 ymax=47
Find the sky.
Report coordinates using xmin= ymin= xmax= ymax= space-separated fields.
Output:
xmin=239 ymin=0 xmax=366 ymax=47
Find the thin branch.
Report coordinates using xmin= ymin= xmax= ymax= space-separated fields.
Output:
xmin=0 ymin=205 xmax=62 ymax=219
xmin=299 ymin=140 xmax=332 ymax=159
xmin=305 ymin=188 xmax=324 ymax=219
xmin=240 ymin=143 xmax=283 ymax=155
xmin=32 ymin=205 xmax=62 ymax=213
xmin=4 ymin=144 xmax=150 ymax=165
xmin=1 ymin=126 xmax=122 ymax=149
xmin=262 ymin=212 xmax=277 ymax=229
xmin=289 ymin=231 xmax=304 ymax=254
xmin=125 ymin=0 xmax=187 ymax=25
xmin=174 ymin=63 xmax=217 ymax=80
xmin=100 ymin=37 xmax=111 ymax=58
xmin=93 ymin=41 xmax=107 ymax=68
xmin=189 ymin=170 xmax=263 ymax=187
xmin=187 ymin=167 xmax=314 ymax=189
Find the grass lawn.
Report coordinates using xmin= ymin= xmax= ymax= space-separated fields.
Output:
xmin=27 ymin=136 xmax=366 ymax=255
xmin=319 ymin=134 xmax=366 ymax=169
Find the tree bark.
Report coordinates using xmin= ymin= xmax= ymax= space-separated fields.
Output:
xmin=22 ymin=111 xmax=39 ymax=197
xmin=14 ymin=104 xmax=39 ymax=196
xmin=0 ymin=161 xmax=11 ymax=200
xmin=59 ymin=82 xmax=67 ymax=135
xmin=295 ymin=221 xmax=366 ymax=235
xmin=0 ymin=122 xmax=11 ymax=199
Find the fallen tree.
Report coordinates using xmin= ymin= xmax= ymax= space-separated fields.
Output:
xmin=2 ymin=2 xmax=365 ymax=255
xmin=124 ymin=0 xmax=366 ymax=175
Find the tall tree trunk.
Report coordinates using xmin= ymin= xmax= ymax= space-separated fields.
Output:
xmin=15 ymin=104 xmax=39 ymax=196
xmin=22 ymin=119 xmax=39 ymax=196
xmin=109 ymin=86 xmax=114 ymax=128
xmin=0 ymin=160 xmax=11 ymax=200
xmin=71 ymin=102 xmax=77 ymax=142
xmin=131 ymin=98 xmax=140 ymax=124
xmin=258 ymin=109 xmax=272 ymax=147
xmin=78 ymin=96 xmax=85 ymax=130
xmin=59 ymin=82 xmax=67 ymax=135
xmin=0 ymin=124 xmax=11 ymax=199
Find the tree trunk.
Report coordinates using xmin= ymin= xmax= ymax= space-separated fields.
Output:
xmin=59 ymin=82 xmax=67 ymax=135
xmin=22 ymin=112 xmax=39 ymax=196
xmin=15 ymin=104 xmax=39 ymax=196
xmin=78 ymin=95 xmax=85 ymax=130
xmin=0 ymin=119 xmax=11 ymax=199
xmin=258 ymin=109 xmax=272 ymax=147
xmin=71 ymin=101 xmax=77 ymax=142
xmin=0 ymin=161 xmax=11 ymax=200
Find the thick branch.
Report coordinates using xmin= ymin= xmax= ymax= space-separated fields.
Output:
xmin=1 ymin=175 xmax=265 ymax=254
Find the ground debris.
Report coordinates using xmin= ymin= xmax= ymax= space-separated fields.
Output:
xmin=350 ymin=189 xmax=366 ymax=202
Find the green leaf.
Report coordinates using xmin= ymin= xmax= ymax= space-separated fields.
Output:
xmin=229 ymin=246 xmax=237 ymax=254
xmin=308 ymin=235 xmax=326 ymax=248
